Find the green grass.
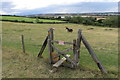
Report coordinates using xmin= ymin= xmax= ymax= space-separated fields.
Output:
xmin=0 ymin=16 xmax=66 ymax=23
xmin=2 ymin=21 xmax=118 ymax=78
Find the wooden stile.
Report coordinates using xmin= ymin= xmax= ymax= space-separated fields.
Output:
xmin=38 ymin=28 xmax=107 ymax=74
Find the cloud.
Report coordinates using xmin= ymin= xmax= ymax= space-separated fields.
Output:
xmin=24 ymin=2 xmax=118 ymax=14
xmin=0 ymin=1 xmax=21 ymax=15
xmin=0 ymin=0 xmax=119 ymax=15
xmin=2 ymin=0 xmax=83 ymax=10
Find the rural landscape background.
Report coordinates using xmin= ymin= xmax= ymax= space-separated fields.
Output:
xmin=0 ymin=0 xmax=119 ymax=79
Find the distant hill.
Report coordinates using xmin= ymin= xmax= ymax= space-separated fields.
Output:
xmin=25 ymin=12 xmax=120 ymax=18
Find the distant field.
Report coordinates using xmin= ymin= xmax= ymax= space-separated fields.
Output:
xmin=2 ymin=21 xmax=118 ymax=78
xmin=0 ymin=16 xmax=66 ymax=23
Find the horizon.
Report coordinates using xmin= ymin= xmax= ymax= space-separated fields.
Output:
xmin=1 ymin=12 xmax=119 ymax=16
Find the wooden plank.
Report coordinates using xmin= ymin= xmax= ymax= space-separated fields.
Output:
xmin=38 ymin=36 xmax=48 ymax=57
xmin=81 ymin=34 xmax=107 ymax=74
xmin=51 ymin=44 xmax=76 ymax=66
xmin=52 ymin=40 xmax=73 ymax=45
xmin=21 ymin=35 xmax=25 ymax=53
xmin=53 ymin=54 xmax=70 ymax=67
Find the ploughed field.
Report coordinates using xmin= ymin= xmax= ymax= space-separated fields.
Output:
xmin=2 ymin=21 xmax=118 ymax=78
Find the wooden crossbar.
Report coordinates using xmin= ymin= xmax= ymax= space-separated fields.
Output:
xmin=52 ymin=40 xmax=73 ymax=45
xmin=53 ymin=47 xmax=73 ymax=58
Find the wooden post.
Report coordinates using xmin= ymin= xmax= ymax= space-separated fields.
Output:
xmin=81 ymin=34 xmax=107 ymax=74
xmin=77 ymin=29 xmax=82 ymax=56
xmin=73 ymin=40 xmax=77 ymax=64
xmin=21 ymin=35 xmax=25 ymax=53
xmin=76 ymin=29 xmax=82 ymax=63
xmin=38 ymin=36 xmax=48 ymax=57
xmin=48 ymin=28 xmax=54 ymax=64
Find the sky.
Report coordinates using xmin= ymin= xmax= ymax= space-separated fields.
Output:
xmin=1 ymin=0 xmax=119 ymax=15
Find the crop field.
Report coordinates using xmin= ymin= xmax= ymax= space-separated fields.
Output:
xmin=0 ymin=16 xmax=66 ymax=23
xmin=2 ymin=21 xmax=118 ymax=78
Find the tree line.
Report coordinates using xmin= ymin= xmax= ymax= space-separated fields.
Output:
xmin=35 ymin=16 xmax=119 ymax=27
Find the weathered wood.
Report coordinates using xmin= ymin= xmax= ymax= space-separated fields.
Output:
xmin=21 ymin=35 xmax=25 ymax=53
xmin=52 ymin=40 xmax=73 ymax=45
xmin=53 ymin=54 xmax=70 ymax=67
xmin=81 ymin=34 xmax=107 ymax=74
xmin=48 ymin=28 xmax=54 ymax=64
xmin=62 ymin=47 xmax=73 ymax=53
xmin=48 ymin=39 xmax=53 ymax=64
xmin=51 ymin=44 xmax=76 ymax=66
xmin=53 ymin=47 xmax=73 ymax=58
xmin=38 ymin=36 xmax=48 ymax=57
xmin=76 ymin=29 xmax=82 ymax=62
xmin=73 ymin=39 xmax=77 ymax=63
xmin=49 ymin=28 xmax=54 ymax=52
xmin=62 ymin=63 xmax=74 ymax=68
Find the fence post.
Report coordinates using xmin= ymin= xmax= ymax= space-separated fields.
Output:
xmin=76 ymin=29 xmax=82 ymax=63
xmin=48 ymin=28 xmax=54 ymax=64
xmin=21 ymin=35 xmax=25 ymax=53
xmin=73 ymin=39 xmax=77 ymax=67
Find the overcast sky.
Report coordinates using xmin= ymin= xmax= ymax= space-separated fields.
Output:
xmin=1 ymin=0 xmax=119 ymax=15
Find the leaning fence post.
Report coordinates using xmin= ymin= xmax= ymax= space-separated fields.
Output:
xmin=38 ymin=36 xmax=48 ymax=57
xmin=21 ymin=35 xmax=25 ymax=53
xmin=81 ymin=34 xmax=107 ymax=74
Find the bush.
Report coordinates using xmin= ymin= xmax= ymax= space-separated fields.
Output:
xmin=103 ymin=16 xmax=118 ymax=27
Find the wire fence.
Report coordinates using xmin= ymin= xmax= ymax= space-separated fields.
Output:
xmin=2 ymin=34 xmax=44 ymax=55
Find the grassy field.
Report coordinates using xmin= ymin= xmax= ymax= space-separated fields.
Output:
xmin=2 ymin=21 xmax=118 ymax=78
xmin=0 ymin=16 xmax=66 ymax=23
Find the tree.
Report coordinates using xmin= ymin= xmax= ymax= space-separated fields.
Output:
xmin=57 ymin=16 xmax=61 ymax=20
xmin=103 ymin=16 xmax=118 ymax=27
